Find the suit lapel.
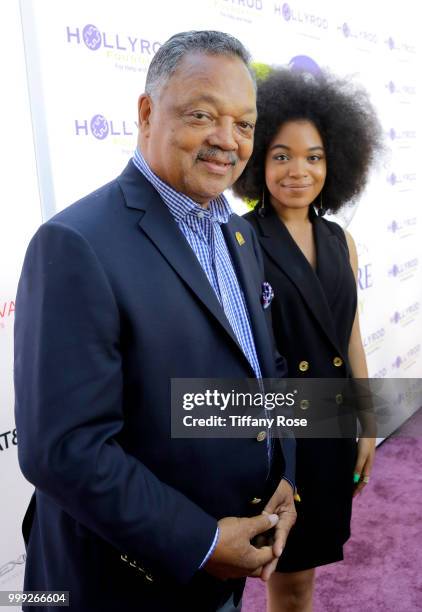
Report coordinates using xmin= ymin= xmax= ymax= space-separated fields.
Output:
xmin=117 ymin=162 xmax=249 ymax=364
xmin=222 ymin=221 xmax=275 ymax=378
xmin=255 ymin=208 xmax=344 ymax=358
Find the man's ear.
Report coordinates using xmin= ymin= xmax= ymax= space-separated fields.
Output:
xmin=138 ymin=94 xmax=153 ymax=136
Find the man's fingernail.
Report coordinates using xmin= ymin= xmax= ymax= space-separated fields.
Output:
xmin=268 ymin=513 xmax=279 ymax=526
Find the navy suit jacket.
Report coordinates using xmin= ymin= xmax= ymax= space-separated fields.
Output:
xmin=14 ymin=162 xmax=295 ymax=611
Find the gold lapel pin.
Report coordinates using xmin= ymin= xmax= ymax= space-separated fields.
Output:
xmin=235 ymin=231 xmax=245 ymax=246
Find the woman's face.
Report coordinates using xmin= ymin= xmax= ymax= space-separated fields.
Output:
xmin=265 ymin=120 xmax=327 ymax=214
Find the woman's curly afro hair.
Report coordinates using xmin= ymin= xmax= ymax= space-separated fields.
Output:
xmin=233 ymin=67 xmax=384 ymax=213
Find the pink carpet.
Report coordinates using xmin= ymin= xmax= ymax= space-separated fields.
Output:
xmin=243 ymin=410 xmax=422 ymax=612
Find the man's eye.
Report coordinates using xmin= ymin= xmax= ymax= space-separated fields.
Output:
xmin=238 ymin=121 xmax=254 ymax=131
xmin=192 ymin=112 xmax=210 ymax=121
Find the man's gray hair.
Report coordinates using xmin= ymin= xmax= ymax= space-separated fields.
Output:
xmin=145 ymin=30 xmax=253 ymax=98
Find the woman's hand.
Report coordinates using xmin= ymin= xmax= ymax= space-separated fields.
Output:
xmin=353 ymin=437 xmax=376 ymax=497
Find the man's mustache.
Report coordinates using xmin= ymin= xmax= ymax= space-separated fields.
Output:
xmin=197 ymin=148 xmax=238 ymax=166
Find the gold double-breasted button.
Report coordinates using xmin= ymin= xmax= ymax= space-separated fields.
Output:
xmin=250 ymin=497 xmax=262 ymax=505
xmin=335 ymin=393 xmax=343 ymax=405
xmin=298 ymin=360 xmax=309 ymax=372
xmin=300 ymin=399 xmax=310 ymax=410
xmin=256 ymin=431 xmax=267 ymax=442
xmin=333 ymin=356 xmax=343 ymax=367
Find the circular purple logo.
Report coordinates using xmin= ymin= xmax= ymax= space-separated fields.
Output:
xmin=391 ymin=220 xmax=398 ymax=232
xmin=388 ymin=173 xmax=397 ymax=185
xmin=342 ymin=23 xmax=350 ymax=38
xmin=289 ymin=55 xmax=321 ymax=76
xmin=392 ymin=312 xmax=400 ymax=324
xmin=83 ymin=24 xmax=102 ymax=51
xmin=282 ymin=3 xmax=291 ymax=20
xmin=393 ymin=356 xmax=402 ymax=368
xmin=90 ymin=115 xmax=109 ymax=140
xmin=391 ymin=264 xmax=399 ymax=277
xmin=388 ymin=37 xmax=395 ymax=50
xmin=388 ymin=81 xmax=395 ymax=94
xmin=389 ymin=128 xmax=396 ymax=140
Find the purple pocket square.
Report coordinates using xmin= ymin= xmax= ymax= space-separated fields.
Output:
xmin=261 ymin=282 xmax=274 ymax=309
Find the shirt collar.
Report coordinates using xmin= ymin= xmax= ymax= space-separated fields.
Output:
xmin=132 ymin=149 xmax=233 ymax=225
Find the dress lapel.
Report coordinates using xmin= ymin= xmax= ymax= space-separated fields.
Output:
xmin=117 ymin=162 xmax=249 ymax=365
xmin=255 ymin=207 xmax=345 ymax=358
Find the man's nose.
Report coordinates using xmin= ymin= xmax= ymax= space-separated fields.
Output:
xmin=207 ymin=119 xmax=238 ymax=151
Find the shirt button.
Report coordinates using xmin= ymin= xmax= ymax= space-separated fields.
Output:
xmin=256 ymin=431 xmax=267 ymax=442
xmin=197 ymin=211 xmax=205 ymax=219
xmin=250 ymin=497 xmax=262 ymax=505
xmin=299 ymin=360 xmax=309 ymax=372
xmin=335 ymin=393 xmax=343 ymax=405
xmin=333 ymin=356 xmax=343 ymax=367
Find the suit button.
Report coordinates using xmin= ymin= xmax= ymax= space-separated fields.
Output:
xmin=335 ymin=393 xmax=343 ymax=405
xmin=250 ymin=497 xmax=262 ymax=505
xmin=298 ymin=360 xmax=309 ymax=372
xmin=256 ymin=431 xmax=267 ymax=442
xmin=145 ymin=573 xmax=154 ymax=582
xmin=333 ymin=356 xmax=343 ymax=367
xmin=300 ymin=399 xmax=310 ymax=410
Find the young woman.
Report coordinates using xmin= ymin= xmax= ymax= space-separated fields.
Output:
xmin=234 ymin=68 xmax=383 ymax=612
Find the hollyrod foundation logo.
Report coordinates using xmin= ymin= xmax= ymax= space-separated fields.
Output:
xmin=388 ymin=258 xmax=418 ymax=282
xmin=385 ymin=36 xmax=416 ymax=54
xmin=75 ymin=115 xmax=137 ymax=140
xmin=66 ymin=25 xmax=161 ymax=72
xmin=386 ymin=172 xmax=416 ymax=189
xmin=371 ymin=366 xmax=387 ymax=378
xmin=274 ymin=3 xmax=328 ymax=30
xmin=0 ymin=299 xmax=14 ymax=330
xmin=390 ymin=302 xmax=420 ymax=328
xmin=338 ymin=22 xmax=377 ymax=44
xmin=385 ymin=81 xmax=416 ymax=97
xmin=363 ymin=327 xmax=385 ymax=356
xmin=387 ymin=217 xmax=417 ymax=238
xmin=392 ymin=344 xmax=421 ymax=371
xmin=214 ymin=0 xmax=264 ymax=24
xmin=388 ymin=128 xmax=417 ymax=143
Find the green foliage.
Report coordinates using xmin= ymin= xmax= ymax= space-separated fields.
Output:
xmin=251 ymin=62 xmax=272 ymax=82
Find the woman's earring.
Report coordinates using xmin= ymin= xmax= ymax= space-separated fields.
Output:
xmin=258 ymin=188 xmax=266 ymax=218
xmin=317 ymin=192 xmax=326 ymax=217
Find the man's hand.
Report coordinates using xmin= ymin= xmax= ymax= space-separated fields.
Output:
xmin=204 ymin=513 xmax=279 ymax=580
xmin=260 ymin=479 xmax=297 ymax=581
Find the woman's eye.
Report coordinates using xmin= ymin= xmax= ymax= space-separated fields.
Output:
xmin=274 ymin=154 xmax=289 ymax=161
xmin=309 ymin=155 xmax=323 ymax=161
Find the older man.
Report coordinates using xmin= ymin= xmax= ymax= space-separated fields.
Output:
xmin=14 ymin=31 xmax=296 ymax=611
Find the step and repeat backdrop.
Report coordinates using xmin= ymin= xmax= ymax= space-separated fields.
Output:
xmin=1 ymin=0 xmax=420 ymax=595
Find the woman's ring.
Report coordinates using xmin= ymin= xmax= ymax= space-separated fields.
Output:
xmin=362 ymin=475 xmax=370 ymax=484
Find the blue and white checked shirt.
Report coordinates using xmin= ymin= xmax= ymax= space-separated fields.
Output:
xmin=133 ymin=149 xmax=262 ymax=380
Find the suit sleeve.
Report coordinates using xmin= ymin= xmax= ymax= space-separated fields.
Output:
xmin=14 ymin=221 xmax=217 ymax=584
